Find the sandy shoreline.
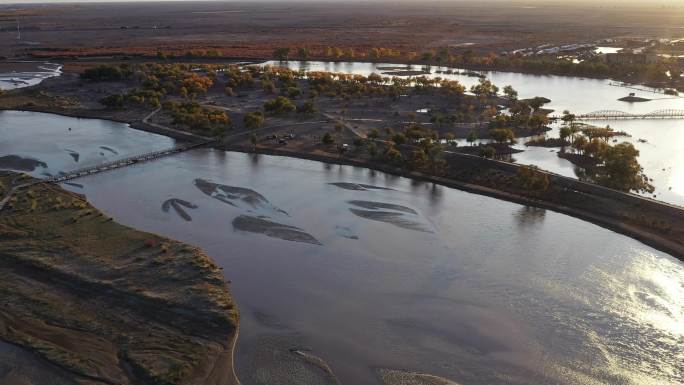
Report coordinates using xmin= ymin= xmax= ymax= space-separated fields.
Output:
xmin=0 ymin=171 xmax=240 ymax=385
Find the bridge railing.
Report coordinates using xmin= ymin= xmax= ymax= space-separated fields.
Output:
xmin=43 ymin=140 xmax=214 ymax=184
xmin=571 ymin=109 xmax=684 ymax=120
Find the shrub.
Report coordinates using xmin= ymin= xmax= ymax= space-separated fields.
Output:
xmin=517 ymin=165 xmax=550 ymax=192
xmin=99 ymin=94 xmax=125 ymax=109
xmin=322 ymin=132 xmax=335 ymax=144
xmin=297 ymin=101 xmax=316 ymax=114
xmin=81 ymin=64 xmax=129 ymax=81
xmin=244 ymin=111 xmax=265 ymax=129
xmin=479 ymin=146 xmax=496 ymax=158
xmin=264 ymin=96 xmax=296 ymax=114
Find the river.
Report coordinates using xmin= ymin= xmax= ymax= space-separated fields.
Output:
xmin=1 ymin=110 xmax=682 ymax=385
xmin=264 ymin=60 xmax=684 ymax=206
xmin=0 ymin=61 xmax=61 ymax=91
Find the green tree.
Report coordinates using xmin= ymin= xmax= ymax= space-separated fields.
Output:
xmin=479 ymin=146 xmax=496 ymax=158
xmin=244 ymin=111 xmax=265 ymax=129
xmin=297 ymin=101 xmax=317 ymax=114
xmin=367 ymin=128 xmax=380 ymax=140
xmin=409 ymin=148 xmax=428 ymax=169
xmin=470 ymin=78 xmax=499 ymax=99
xmin=383 ymin=144 xmax=403 ymax=165
xmin=81 ymin=64 xmax=130 ymax=81
xmin=596 ymin=142 xmax=653 ymax=193
xmin=322 ymin=132 xmax=335 ymax=145
xmin=368 ymin=142 xmax=378 ymax=158
xmin=572 ymin=135 xmax=588 ymax=154
xmin=391 ymin=133 xmax=407 ymax=145
xmin=528 ymin=114 xmax=549 ymax=130
xmin=264 ymin=96 xmax=296 ymax=114
xmin=274 ymin=47 xmax=291 ymax=61
xmin=489 ymin=128 xmax=516 ymax=144
xmin=99 ymin=94 xmax=125 ymax=109
xmin=561 ymin=110 xmax=576 ymax=126
xmin=528 ymin=97 xmax=549 ymax=111
xmin=467 ymin=130 xmax=478 ymax=146
xmin=503 ymin=85 xmax=518 ymax=100
xmin=287 ymin=87 xmax=302 ymax=99
xmin=517 ymin=165 xmax=549 ymax=192
xmin=297 ymin=47 xmax=310 ymax=61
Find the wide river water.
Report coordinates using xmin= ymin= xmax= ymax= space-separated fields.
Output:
xmin=265 ymin=61 xmax=684 ymax=207
xmin=1 ymin=110 xmax=682 ymax=385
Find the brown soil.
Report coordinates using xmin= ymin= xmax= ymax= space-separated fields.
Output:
xmin=0 ymin=171 xmax=239 ymax=385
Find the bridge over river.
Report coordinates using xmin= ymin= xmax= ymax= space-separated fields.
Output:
xmin=0 ymin=140 xmax=214 ymax=211
xmin=552 ymin=109 xmax=684 ymax=121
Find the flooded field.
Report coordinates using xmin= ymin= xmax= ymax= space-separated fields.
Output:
xmin=1 ymin=111 xmax=682 ymax=385
xmin=266 ymin=60 xmax=684 ymax=206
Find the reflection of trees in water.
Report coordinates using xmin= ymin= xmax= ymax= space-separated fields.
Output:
xmin=499 ymin=153 xmax=514 ymax=162
xmin=249 ymin=153 xmax=260 ymax=166
xmin=515 ymin=206 xmax=546 ymax=227
xmin=429 ymin=183 xmax=443 ymax=207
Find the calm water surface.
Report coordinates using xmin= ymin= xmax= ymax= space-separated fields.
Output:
xmin=266 ymin=60 xmax=684 ymax=206
xmin=1 ymin=112 xmax=682 ymax=385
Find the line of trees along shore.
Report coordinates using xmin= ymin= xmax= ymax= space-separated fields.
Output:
xmin=271 ymin=46 xmax=680 ymax=85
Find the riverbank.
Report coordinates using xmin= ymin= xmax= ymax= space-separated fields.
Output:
xmin=17 ymin=53 xmax=670 ymax=92
xmin=2 ymin=64 xmax=683 ymax=261
xmin=3 ymin=95 xmax=683 ymax=260
xmin=0 ymin=171 xmax=240 ymax=385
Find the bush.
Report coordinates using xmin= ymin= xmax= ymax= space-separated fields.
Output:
xmin=488 ymin=128 xmax=516 ymax=144
xmin=171 ymin=102 xmax=231 ymax=132
xmin=287 ymin=87 xmax=302 ymax=98
xmin=99 ymin=94 xmax=125 ymax=109
xmin=297 ymin=101 xmax=317 ymax=114
xmin=81 ymin=64 xmax=129 ymax=81
xmin=322 ymin=132 xmax=335 ymax=145
xmin=517 ymin=165 xmax=549 ymax=192
xmin=479 ymin=146 xmax=496 ymax=158
xmin=244 ymin=111 xmax=265 ymax=129
xmin=383 ymin=145 xmax=403 ymax=165
xmin=391 ymin=133 xmax=407 ymax=145
xmin=367 ymin=128 xmax=380 ymax=140
xmin=264 ymin=96 xmax=296 ymax=114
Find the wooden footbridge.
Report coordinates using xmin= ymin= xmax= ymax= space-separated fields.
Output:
xmin=572 ymin=109 xmax=684 ymax=120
